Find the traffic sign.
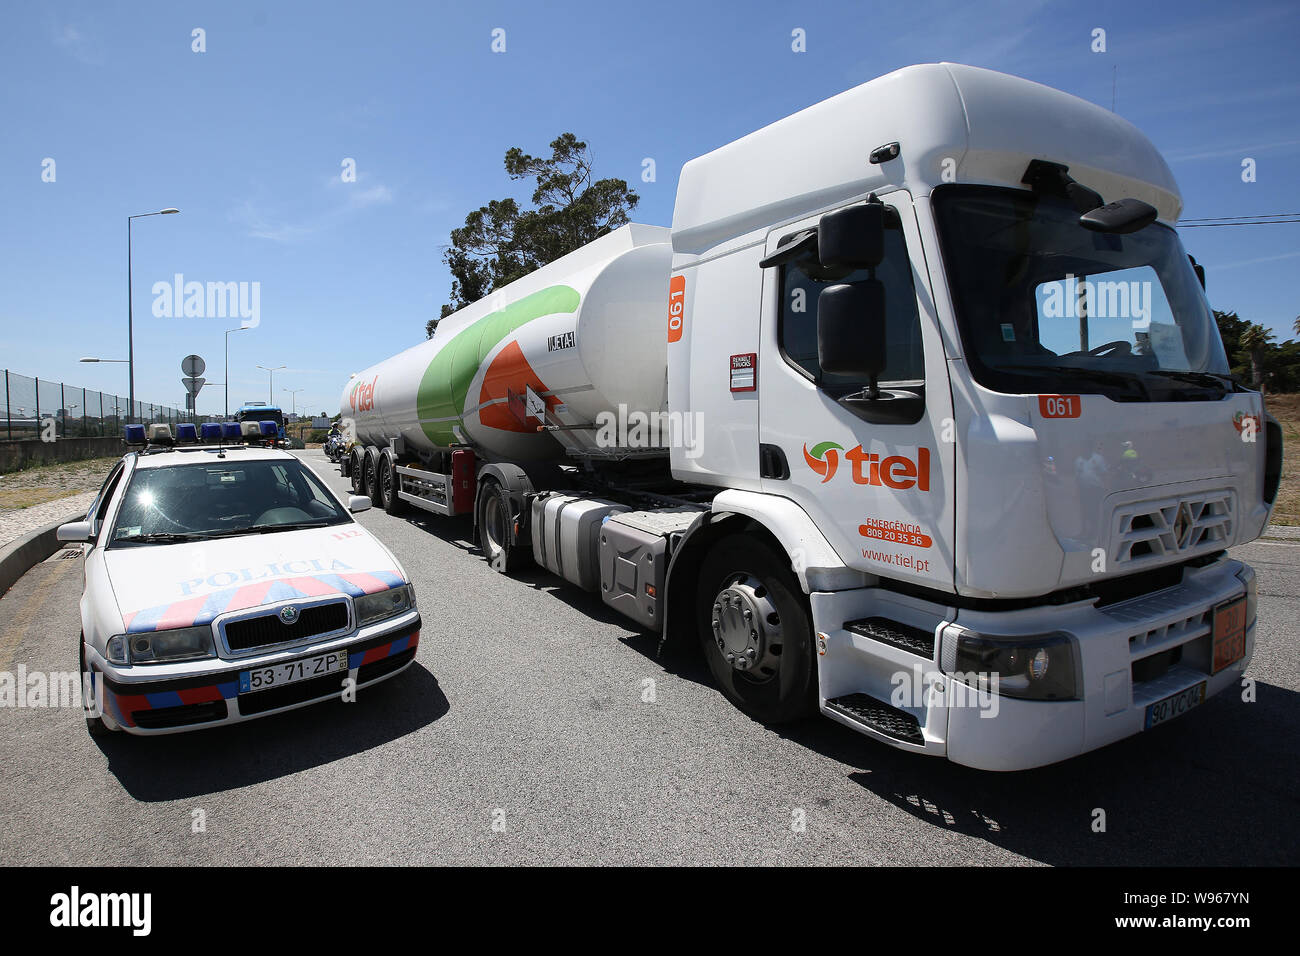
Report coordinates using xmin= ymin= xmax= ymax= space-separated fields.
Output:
xmin=181 ymin=354 xmax=206 ymax=377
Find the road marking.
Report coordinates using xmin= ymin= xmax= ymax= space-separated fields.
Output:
xmin=0 ymin=558 xmax=78 ymax=671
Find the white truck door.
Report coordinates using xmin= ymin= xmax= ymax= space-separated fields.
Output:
xmin=757 ymin=191 xmax=955 ymax=590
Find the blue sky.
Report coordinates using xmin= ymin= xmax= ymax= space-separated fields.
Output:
xmin=1 ymin=0 xmax=1297 ymax=417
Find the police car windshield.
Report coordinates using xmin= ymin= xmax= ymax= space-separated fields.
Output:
xmin=108 ymin=458 xmax=349 ymax=546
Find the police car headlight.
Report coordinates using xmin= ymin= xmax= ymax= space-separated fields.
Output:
xmin=354 ymin=585 xmax=413 ymax=626
xmin=949 ymin=629 xmax=1079 ymax=700
xmin=128 ymin=626 xmax=216 ymax=664
xmin=105 ymin=636 xmax=129 ymax=665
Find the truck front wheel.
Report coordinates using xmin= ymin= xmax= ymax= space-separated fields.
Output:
xmin=697 ymin=535 xmax=816 ymax=724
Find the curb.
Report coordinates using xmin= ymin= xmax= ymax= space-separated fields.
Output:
xmin=0 ymin=511 xmax=84 ymax=599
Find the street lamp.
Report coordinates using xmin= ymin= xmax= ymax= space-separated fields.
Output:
xmin=256 ymin=365 xmax=285 ymax=405
xmin=128 ymin=208 xmax=180 ymax=423
xmin=283 ymin=387 xmax=303 ymax=418
xmin=224 ymin=326 xmax=250 ymax=419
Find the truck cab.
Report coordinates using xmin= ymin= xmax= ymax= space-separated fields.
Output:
xmin=237 ymin=404 xmax=287 ymax=444
xmin=667 ymin=62 xmax=1277 ymax=769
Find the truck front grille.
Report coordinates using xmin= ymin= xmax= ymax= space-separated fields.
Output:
xmin=1111 ymin=490 xmax=1233 ymax=567
xmin=224 ymin=601 xmax=349 ymax=652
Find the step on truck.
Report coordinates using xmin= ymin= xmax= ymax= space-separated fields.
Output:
xmin=338 ymin=62 xmax=1279 ymax=770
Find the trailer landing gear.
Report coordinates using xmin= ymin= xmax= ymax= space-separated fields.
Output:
xmin=697 ymin=535 xmax=815 ymax=724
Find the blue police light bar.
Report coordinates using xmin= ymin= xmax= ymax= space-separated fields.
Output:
xmin=176 ymin=423 xmax=198 ymax=443
xmin=200 ymin=422 xmax=223 ymax=443
xmin=258 ymin=420 xmax=278 ymax=437
xmin=124 ymin=423 xmax=147 ymax=445
xmin=221 ymin=422 xmax=241 ymax=440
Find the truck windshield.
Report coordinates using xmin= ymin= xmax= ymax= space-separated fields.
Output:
xmin=932 ymin=185 xmax=1232 ymax=401
xmin=108 ymin=458 xmax=349 ymax=546
xmin=240 ymin=409 xmax=283 ymax=425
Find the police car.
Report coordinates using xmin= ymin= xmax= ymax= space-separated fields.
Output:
xmin=59 ymin=421 xmax=421 ymax=735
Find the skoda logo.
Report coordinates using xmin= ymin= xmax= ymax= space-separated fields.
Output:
xmin=279 ymin=605 xmax=300 ymax=625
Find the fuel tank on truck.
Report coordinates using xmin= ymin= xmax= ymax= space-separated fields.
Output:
xmin=340 ymin=224 xmax=673 ymax=462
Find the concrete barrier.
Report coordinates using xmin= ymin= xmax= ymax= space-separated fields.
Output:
xmin=0 ymin=436 xmax=123 ymax=474
xmin=0 ymin=511 xmax=83 ymax=598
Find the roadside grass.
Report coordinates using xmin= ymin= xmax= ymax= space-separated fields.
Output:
xmin=0 ymin=455 xmax=119 ymax=510
xmin=1264 ymin=394 xmax=1300 ymax=526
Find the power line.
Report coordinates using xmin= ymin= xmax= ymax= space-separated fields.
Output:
xmin=1179 ymin=219 xmax=1300 ymax=227
xmin=1180 ymin=213 xmax=1300 ymax=222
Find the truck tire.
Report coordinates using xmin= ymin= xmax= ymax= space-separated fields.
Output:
xmin=696 ymin=535 xmax=816 ymax=725
xmin=363 ymin=447 xmax=381 ymax=505
xmin=349 ymin=448 xmax=365 ymax=495
xmin=80 ymin=637 xmax=111 ymax=738
xmin=476 ymin=480 xmax=523 ymax=573
xmin=380 ymin=451 xmax=405 ymax=516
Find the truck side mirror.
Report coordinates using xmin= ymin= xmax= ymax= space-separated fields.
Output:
xmin=818 ymin=201 xmax=885 ymax=271
xmin=818 ymin=280 xmax=887 ymax=384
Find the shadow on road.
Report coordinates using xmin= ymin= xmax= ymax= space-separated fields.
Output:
xmin=95 ymin=664 xmax=449 ymax=802
xmin=771 ymin=679 xmax=1300 ymax=866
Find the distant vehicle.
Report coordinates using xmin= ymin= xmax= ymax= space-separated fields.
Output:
xmin=237 ymin=403 xmax=286 ymax=444
xmin=59 ymin=423 xmax=419 ymax=736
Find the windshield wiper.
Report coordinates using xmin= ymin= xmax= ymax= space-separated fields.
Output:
xmin=116 ymin=532 xmax=206 ymax=544
xmin=1144 ymin=370 xmax=1235 ymax=390
xmin=999 ymin=364 xmax=1151 ymax=399
xmin=200 ymin=520 xmax=333 ymax=538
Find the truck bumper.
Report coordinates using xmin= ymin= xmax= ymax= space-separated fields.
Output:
xmin=86 ymin=611 xmax=421 ymax=735
xmin=811 ymin=556 xmax=1254 ymax=771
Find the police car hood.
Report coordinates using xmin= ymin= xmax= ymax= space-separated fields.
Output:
xmin=103 ymin=524 xmax=405 ymax=633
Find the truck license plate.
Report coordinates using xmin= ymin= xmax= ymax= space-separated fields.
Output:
xmin=239 ymin=650 xmax=349 ymax=694
xmin=1144 ymin=681 xmax=1206 ymax=729
xmin=1211 ymin=597 xmax=1247 ymax=674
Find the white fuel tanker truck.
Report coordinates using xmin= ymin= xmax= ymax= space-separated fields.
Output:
xmin=339 ymin=63 xmax=1279 ymax=770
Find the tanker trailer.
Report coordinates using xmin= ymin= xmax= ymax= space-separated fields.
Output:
xmin=341 ymin=223 xmax=683 ymax=565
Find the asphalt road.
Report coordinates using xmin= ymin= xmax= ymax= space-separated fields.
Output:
xmin=1 ymin=449 xmax=1296 ymax=866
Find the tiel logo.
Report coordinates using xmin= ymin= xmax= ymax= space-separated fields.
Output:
xmin=803 ymin=442 xmax=843 ymax=483
xmin=1232 ymin=412 xmax=1261 ymax=435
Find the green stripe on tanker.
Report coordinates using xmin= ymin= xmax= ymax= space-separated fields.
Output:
xmin=415 ymin=284 xmax=581 ymax=445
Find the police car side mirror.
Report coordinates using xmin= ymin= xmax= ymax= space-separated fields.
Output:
xmin=348 ymin=495 xmax=372 ymax=513
xmin=57 ymin=520 xmax=94 ymax=543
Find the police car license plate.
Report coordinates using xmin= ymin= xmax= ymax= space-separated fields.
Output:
xmin=239 ymin=650 xmax=349 ymax=694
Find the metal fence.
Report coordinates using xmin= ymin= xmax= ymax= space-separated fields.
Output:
xmin=0 ymin=369 xmax=186 ymax=441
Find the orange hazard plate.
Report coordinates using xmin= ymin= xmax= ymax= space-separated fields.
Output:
xmin=1211 ymin=597 xmax=1247 ymax=675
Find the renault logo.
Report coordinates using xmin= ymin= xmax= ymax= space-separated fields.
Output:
xmin=1174 ymin=502 xmax=1194 ymax=549
xmin=279 ymin=605 xmax=300 ymax=625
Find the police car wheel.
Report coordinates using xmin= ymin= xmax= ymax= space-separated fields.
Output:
xmin=79 ymin=637 xmax=111 ymax=737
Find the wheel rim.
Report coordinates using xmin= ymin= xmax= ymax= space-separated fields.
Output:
xmin=381 ymin=462 xmax=392 ymax=503
xmin=709 ymin=573 xmax=784 ymax=681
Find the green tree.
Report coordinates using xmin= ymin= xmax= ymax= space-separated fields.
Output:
xmin=428 ymin=134 xmax=639 ymax=337
xmin=1240 ymin=323 xmax=1275 ymax=391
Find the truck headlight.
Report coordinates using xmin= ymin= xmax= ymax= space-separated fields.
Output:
xmin=950 ymin=630 xmax=1079 ymax=700
xmin=1235 ymin=566 xmax=1257 ymax=628
xmin=354 ymin=585 xmax=413 ymax=626
xmin=127 ymin=626 xmax=216 ymax=664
